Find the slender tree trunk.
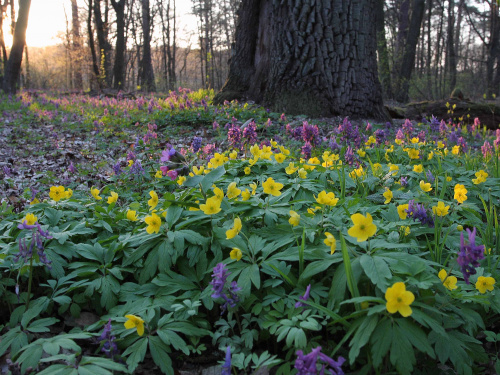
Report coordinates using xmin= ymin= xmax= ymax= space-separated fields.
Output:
xmin=446 ymin=0 xmax=457 ymax=92
xmin=486 ymin=1 xmax=499 ymax=97
xmin=140 ymin=0 xmax=155 ymax=91
xmin=2 ymin=0 xmax=31 ymax=94
xmin=87 ymin=0 xmax=100 ymax=88
xmin=111 ymin=0 xmax=126 ymax=89
xmin=94 ymin=0 xmax=112 ymax=87
xmin=71 ymin=0 xmax=83 ymax=89
xmin=170 ymin=0 xmax=176 ymax=89
xmin=215 ymin=0 xmax=389 ymax=120
xmin=0 ymin=2 xmax=8 ymax=76
xmin=375 ymin=0 xmax=393 ymax=99
xmin=24 ymin=44 xmax=29 ymax=89
xmin=426 ymin=0 xmax=432 ymax=98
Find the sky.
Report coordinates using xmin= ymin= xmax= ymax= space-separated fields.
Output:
xmin=3 ymin=0 xmax=196 ymax=48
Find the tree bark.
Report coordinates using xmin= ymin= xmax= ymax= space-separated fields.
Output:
xmin=111 ymin=0 xmax=126 ymax=89
xmin=87 ymin=0 xmax=101 ymax=88
xmin=140 ymin=0 xmax=155 ymax=91
xmin=2 ymin=0 xmax=31 ymax=94
xmin=375 ymin=0 xmax=393 ymax=99
xmin=393 ymin=0 xmax=426 ymax=103
xmin=93 ymin=0 xmax=112 ymax=87
xmin=446 ymin=0 xmax=457 ymax=93
xmin=215 ymin=0 xmax=389 ymax=120
xmin=486 ymin=1 xmax=499 ymax=97
xmin=71 ymin=0 xmax=83 ymax=89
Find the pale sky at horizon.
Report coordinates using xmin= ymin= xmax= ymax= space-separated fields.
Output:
xmin=3 ymin=0 xmax=197 ymax=48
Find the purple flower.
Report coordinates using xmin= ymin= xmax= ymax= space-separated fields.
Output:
xmin=402 ymin=119 xmax=413 ymax=136
xmin=406 ymin=200 xmax=434 ymax=227
xmin=68 ymin=162 xmax=77 ymax=174
xmin=395 ymin=128 xmax=405 ymax=141
xmin=227 ymin=123 xmax=242 ymax=149
xmin=295 ymin=347 xmax=345 ymax=375
xmin=481 ymin=141 xmax=493 ymax=159
xmin=295 ymin=284 xmax=311 ymax=308
xmin=98 ymin=319 xmax=120 ymax=360
xmin=429 ymin=116 xmax=440 ymax=132
xmin=221 ymin=346 xmax=231 ymax=375
xmin=301 ymin=142 xmax=312 ymax=159
xmin=113 ymin=162 xmax=123 ymax=176
xmin=191 ymin=137 xmax=203 ymax=153
xmin=280 ymin=113 xmax=286 ymax=122
xmin=457 ymin=228 xmax=484 ymax=284
xmin=161 ymin=148 xmax=176 ymax=162
xmin=400 ymin=176 xmax=408 ymax=187
xmin=374 ymin=129 xmax=385 ymax=145
xmin=328 ymin=137 xmax=340 ymax=153
xmin=426 ymin=170 xmax=435 ymax=183
xmin=302 ymin=121 xmax=319 ymax=145
xmin=167 ymin=170 xmax=178 ymax=180
xmin=417 ymin=130 xmax=426 ymax=143
xmin=210 ymin=263 xmax=241 ymax=314
xmin=3 ymin=166 xmax=12 ymax=177
xmin=365 ymin=122 xmax=372 ymax=132
xmin=242 ymin=121 xmax=258 ymax=146
xmin=344 ymin=146 xmax=355 ymax=166
xmin=130 ymin=160 xmax=144 ymax=175
xmin=213 ymin=121 xmax=219 ymax=130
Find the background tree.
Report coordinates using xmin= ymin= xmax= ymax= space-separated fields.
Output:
xmin=215 ymin=0 xmax=389 ymax=119
xmin=139 ymin=0 xmax=155 ymax=91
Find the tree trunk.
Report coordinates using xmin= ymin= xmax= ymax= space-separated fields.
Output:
xmin=393 ymin=0 xmax=426 ymax=103
xmin=375 ymin=0 xmax=393 ymax=99
xmin=94 ymin=0 xmax=112 ymax=87
xmin=215 ymin=0 xmax=388 ymax=120
xmin=486 ymin=2 xmax=499 ymax=97
xmin=111 ymin=0 xmax=126 ymax=89
xmin=140 ymin=0 xmax=155 ymax=91
xmin=87 ymin=0 xmax=100 ymax=88
xmin=446 ymin=0 xmax=456 ymax=93
xmin=0 ymin=2 xmax=8 ymax=76
xmin=2 ymin=0 xmax=31 ymax=94
xmin=71 ymin=0 xmax=83 ymax=89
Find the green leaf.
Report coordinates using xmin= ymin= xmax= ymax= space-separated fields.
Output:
xmin=27 ymin=318 xmax=59 ymax=333
xmin=45 ymin=208 xmax=63 ymax=226
xmin=390 ymin=323 xmax=415 ymax=375
xmin=123 ymin=338 xmax=147 ymax=373
xmin=359 ymin=254 xmax=392 ymax=291
xmin=396 ymin=319 xmax=435 ymax=358
xmin=201 ymin=166 xmax=226 ymax=192
xmin=166 ymin=206 xmax=183 ymax=227
xmin=370 ymin=318 xmax=392 ymax=368
xmin=149 ymin=336 xmax=174 ymax=375
xmin=349 ymin=315 xmax=378 ymax=364
xmin=250 ymin=263 xmax=260 ymax=289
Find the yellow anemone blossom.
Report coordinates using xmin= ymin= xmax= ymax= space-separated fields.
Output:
xmin=419 ymin=180 xmax=432 ymax=192
xmin=452 ymin=145 xmax=460 ymax=155
xmin=126 ymin=210 xmax=138 ymax=221
xmin=230 ymin=248 xmax=243 ymax=261
xmin=475 ymin=276 xmax=495 ymax=294
xmin=385 ymin=282 xmax=415 ymax=317
xmin=407 ymin=149 xmax=420 ymax=159
xmin=107 ymin=191 xmax=118 ymax=204
xmin=262 ymin=177 xmax=284 ymax=196
xmin=226 ymin=217 xmax=242 ymax=239
xmin=324 ymin=232 xmax=336 ymax=254
xmin=315 ymin=191 xmax=339 ymax=206
xmin=23 ymin=213 xmax=38 ymax=226
xmin=155 ymin=170 xmax=163 ymax=179
xmin=210 ymin=153 xmax=226 ymax=167
xmin=438 ymin=269 xmax=457 ymax=291
xmin=199 ymin=196 xmax=222 ymax=215
xmin=30 ymin=198 xmax=40 ymax=205
xmin=453 ymin=184 xmax=467 ymax=204
xmin=297 ymin=168 xmax=307 ymax=179
xmin=401 ymin=226 xmax=411 ymax=236
xmin=213 ymin=187 xmax=224 ymax=201
xmin=357 ymin=149 xmax=366 ymax=157
xmin=148 ymin=191 xmax=158 ymax=210
xmin=241 ymin=189 xmax=251 ymax=201
xmin=250 ymin=183 xmax=257 ymax=195
xmin=413 ymin=164 xmax=423 ymax=173
xmin=144 ymin=213 xmax=161 ymax=234
xmin=472 ymin=170 xmax=488 ymax=185
xmin=244 ymin=167 xmax=251 ymax=175
xmin=176 ymin=176 xmax=186 ymax=186
xmin=289 ymin=210 xmax=300 ymax=226
xmin=285 ymin=162 xmax=299 ymax=175
xmin=383 ymin=188 xmax=393 ymax=204
xmin=229 ymin=150 xmax=238 ymax=159
xmin=389 ymin=164 xmax=399 ymax=174
xmin=397 ymin=204 xmax=409 ymax=220
xmin=91 ymin=187 xmax=102 ymax=200
xmin=226 ymin=182 xmax=241 ymax=199
xmin=65 ymin=188 xmax=73 ymax=199
xmin=348 ymin=213 xmax=377 ymax=242
xmin=432 ymin=201 xmax=450 ymax=217
xmin=274 ymin=153 xmax=286 ymax=163
xmin=49 ymin=186 xmax=66 ymax=201
xmin=124 ymin=314 xmax=145 ymax=336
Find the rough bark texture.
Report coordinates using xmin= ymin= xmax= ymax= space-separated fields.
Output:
xmin=2 ymin=0 xmax=31 ymax=94
xmin=215 ymin=0 xmax=389 ymax=120
xmin=71 ymin=0 xmax=83 ymax=90
xmin=375 ymin=0 xmax=392 ymax=99
xmin=93 ymin=0 xmax=112 ymax=87
xmin=111 ymin=0 xmax=126 ymax=89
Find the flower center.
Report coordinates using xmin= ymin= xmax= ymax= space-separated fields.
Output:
xmin=360 ymin=225 xmax=365 ymax=230
xmin=397 ymin=297 xmax=402 ymax=303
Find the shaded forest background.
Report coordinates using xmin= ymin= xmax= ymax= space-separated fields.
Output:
xmin=0 ymin=0 xmax=499 ymax=102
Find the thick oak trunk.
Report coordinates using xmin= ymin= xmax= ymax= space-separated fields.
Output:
xmin=215 ymin=0 xmax=389 ymax=120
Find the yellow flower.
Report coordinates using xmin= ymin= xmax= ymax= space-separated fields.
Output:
xmin=226 ymin=217 xmax=242 ymax=239
xmin=144 ymin=213 xmax=161 ymax=234
xmin=226 ymin=182 xmax=241 ymax=199
xmin=446 ymin=176 xmax=452 ymax=182
xmin=250 ymin=183 xmax=257 ymax=195
xmin=289 ymin=210 xmax=300 ymax=226
xmin=452 ymin=145 xmax=460 ymax=155
xmin=250 ymin=144 xmax=261 ymax=158
xmin=124 ymin=314 xmax=145 ymax=336
xmin=297 ymin=168 xmax=307 ymax=179
xmin=307 ymin=206 xmax=321 ymax=215
xmin=65 ymin=188 xmax=73 ymax=199
xmin=210 ymin=153 xmax=226 ymax=167
xmin=50 ymin=186 xmax=66 ymax=201
xmin=410 ymin=137 xmax=419 ymax=144
xmin=304 ymin=157 xmax=320 ymax=170
xmin=419 ymin=180 xmax=432 ymax=192
xmin=177 ymin=176 xmax=187 ymax=186
xmin=229 ymin=150 xmax=238 ymax=159
xmin=192 ymin=166 xmax=205 ymax=175
xmin=349 ymin=166 xmax=365 ymax=179
xmin=148 ymin=191 xmax=158 ymax=210
xmin=413 ymin=164 xmax=423 ymax=173
xmin=126 ymin=210 xmax=138 ymax=221
xmin=383 ymin=188 xmax=393 ymax=204
xmin=472 ymin=170 xmax=488 ymax=185
xmin=437 ymin=141 xmax=445 ymax=148
xmin=213 ymin=187 xmax=224 ymax=201
xmin=244 ymin=167 xmax=251 ymax=175
xmin=199 ymin=196 xmax=222 ymax=215
xmin=274 ymin=153 xmax=286 ymax=163
xmin=315 ymin=191 xmax=339 ymax=206
xmin=155 ymin=170 xmax=163 ymax=179
xmin=438 ymin=269 xmax=457 ymax=291
xmin=453 ymin=184 xmax=467 ymax=204
xmin=324 ymin=232 xmax=336 ymax=254
xmin=407 ymin=149 xmax=420 ymax=159
xmin=107 ymin=191 xmax=118 ymax=204
xmin=262 ymin=177 xmax=283 ymax=196
xmin=128 ymin=160 xmax=134 ymax=167
xmin=401 ymin=226 xmax=411 ymax=236
xmin=279 ymin=145 xmax=290 ymax=155
xmin=432 ymin=201 xmax=450 ymax=217
xmin=475 ymin=276 xmax=495 ymax=294
xmin=348 ymin=213 xmax=377 ymax=242
xmin=397 ymin=204 xmax=409 ymax=220
xmin=389 ymin=164 xmax=399 ymax=174
xmin=241 ymin=189 xmax=251 ymax=201
xmin=428 ymin=151 xmax=434 ymax=160
xmin=23 ymin=213 xmax=38 ymax=226
xmin=30 ymin=198 xmax=40 ymax=205
xmin=285 ymin=162 xmax=299 ymax=175
xmin=230 ymin=248 xmax=242 ymax=261
xmin=357 ymin=149 xmax=366 ymax=157
xmin=91 ymin=187 xmax=102 ymax=200
xmin=385 ymin=282 xmax=415 ymax=317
